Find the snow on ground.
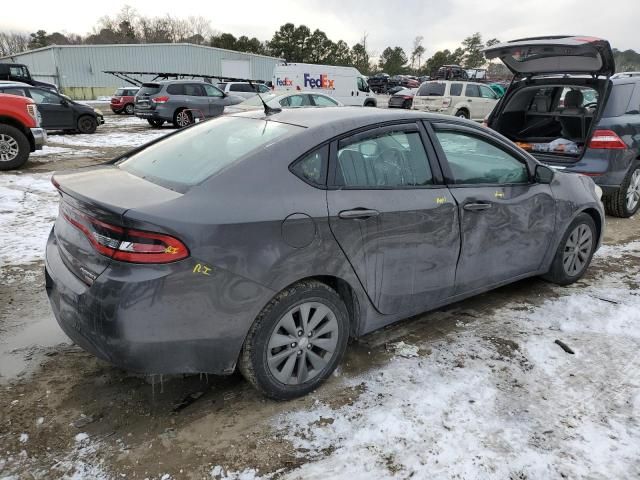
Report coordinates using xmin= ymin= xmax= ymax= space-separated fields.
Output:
xmin=47 ymin=129 xmax=170 ymax=149
xmin=270 ymin=244 xmax=640 ymax=480
xmin=0 ymin=174 xmax=58 ymax=269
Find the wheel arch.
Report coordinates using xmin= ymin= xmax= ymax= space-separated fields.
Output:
xmin=580 ymin=207 xmax=604 ymax=244
xmin=0 ymin=117 xmax=34 ymax=150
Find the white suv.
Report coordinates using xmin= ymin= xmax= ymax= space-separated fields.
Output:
xmin=412 ymin=80 xmax=499 ymax=121
xmin=216 ymin=82 xmax=271 ymax=99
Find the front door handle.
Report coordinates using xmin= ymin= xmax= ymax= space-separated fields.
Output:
xmin=463 ymin=202 xmax=492 ymax=211
xmin=338 ymin=208 xmax=380 ymax=219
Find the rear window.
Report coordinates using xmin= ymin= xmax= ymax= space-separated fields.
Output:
xmin=138 ymin=83 xmax=161 ymax=96
xmin=117 ymin=117 xmax=301 ymax=190
xmin=230 ymin=84 xmax=254 ymax=92
xmin=450 ymin=83 xmax=463 ymax=96
xmin=115 ymin=88 xmax=125 ymax=96
xmin=602 ymin=83 xmax=635 ymax=117
xmin=417 ymin=82 xmax=445 ymax=96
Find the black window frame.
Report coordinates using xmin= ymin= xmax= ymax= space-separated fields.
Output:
xmin=426 ymin=121 xmax=534 ymax=187
xmin=289 ymin=144 xmax=330 ymax=188
xmin=326 ymin=121 xmax=444 ymax=190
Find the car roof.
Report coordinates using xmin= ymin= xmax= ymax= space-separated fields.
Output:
xmin=156 ymin=79 xmax=210 ymax=85
xmin=0 ymin=81 xmax=31 ymax=87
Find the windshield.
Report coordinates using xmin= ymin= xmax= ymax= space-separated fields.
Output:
xmin=417 ymin=82 xmax=446 ymax=96
xmin=118 ymin=116 xmax=300 ymax=189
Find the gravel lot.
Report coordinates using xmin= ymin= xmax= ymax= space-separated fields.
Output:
xmin=1 ymin=114 xmax=639 ymax=480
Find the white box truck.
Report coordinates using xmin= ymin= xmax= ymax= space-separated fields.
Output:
xmin=272 ymin=63 xmax=377 ymax=107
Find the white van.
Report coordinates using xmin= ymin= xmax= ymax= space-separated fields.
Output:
xmin=272 ymin=63 xmax=377 ymax=107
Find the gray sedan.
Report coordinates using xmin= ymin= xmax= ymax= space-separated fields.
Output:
xmin=45 ymin=108 xmax=604 ymax=399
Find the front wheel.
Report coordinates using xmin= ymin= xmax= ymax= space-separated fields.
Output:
xmin=173 ymin=109 xmax=193 ymax=128
xmin=603 ymin=164 xmax=640 ymax=218
xmin=542 ymin=213 xmax=597 ymax=286
xmin=77 ymin=115 xmax=97 ymax=134
xmin=0 ymin=125 xmax=30 ymax=171
xmin=239 ymin=281 xmax=349 ymax=400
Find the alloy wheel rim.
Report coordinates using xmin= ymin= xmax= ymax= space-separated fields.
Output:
xmin=80 ymin=118 xmax=92 ymax=131
xmin=125 ymin=104 xmax=134 ymax=114
xmin=177 ymin=111 xmax=191 ymax=127
xmin=0 ymin=134 xmax=19 ymax=162
xmin=267 ymin=301 xmax=339 ymax=385
xmin=626 ymin=169 xmax=640 ymax=212
xmin=562 ymin=224 xmax=593 ymax=276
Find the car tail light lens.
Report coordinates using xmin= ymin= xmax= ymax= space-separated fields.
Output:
xmin=61 ymin=203 xmax=189 ymax=264
xmin=152 ymin=96 xmax=170 ymax=104
xmin=442 ymin=97 xmax=452 ymax=107
xmin=588 ymin=130 xmax=626 ymax=149
xmin=402 ymin=95 xmax=413 ymax=100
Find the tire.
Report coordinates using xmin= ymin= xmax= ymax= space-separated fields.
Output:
xmin=173 ymin=109 xmax=193 ymax=128
xmin=147 ymin=119 xmax=164 ymax=128
xmin=124 ymin=103 xmax=135 ymax=115
xmin=77 ymin=115 xmax=97 ymax=134
xmin=364 ymin=100 xmax=376 ymax=108
xmin=0 ymin=124 xmax=30 ymax=171
xmin=239 ymin=280 xmax=350 ymax=400
xmin=402 ymin=99 xmax=411 ymax=109
xmin=455 ymin=109 xmax=469 ymax=119
xmin=602 ymin=164 xmax=640 ymax=218
xmin=542 ymin=213 xmax=597 ymax=286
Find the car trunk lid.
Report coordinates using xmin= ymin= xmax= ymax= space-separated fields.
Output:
xmin=483 ymin=36 xmax=615 ymax=77
xmin=52 ymin=167 xmax=183 ymax=284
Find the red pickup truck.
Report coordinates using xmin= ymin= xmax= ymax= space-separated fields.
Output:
xmin=0 ymin=93 xmax=47 ymax=170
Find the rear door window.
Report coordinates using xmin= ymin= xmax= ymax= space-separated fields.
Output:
xmin=417 ymin=82 xmax=445 ymax=96
xmin=203 ymin=84 xmax=224 ymax=97
xmin=465 ymin=84 xmax=480 ymax=98
xmin=230 ymin=84 xmax=254 ymax=92
xmin=118 ymin=117 xmax=301 ymax=190
xmin=311 ymin=95 xmax=338 ymax=106
xmin=29 ymin=88 xmax=63 ymax=104
xmin=0 ymin=88 xmax=27 ymax=97
xmin=183 ymin=84 xmax=205 ymax=96
xmin=479 ymin=85 xmax=497 ymax=99
xmin=449 ymin=83 xmax=463 ymax=96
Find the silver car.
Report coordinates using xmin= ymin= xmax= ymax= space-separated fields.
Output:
xmin=134 ymin=80 xmax=243 ymax=128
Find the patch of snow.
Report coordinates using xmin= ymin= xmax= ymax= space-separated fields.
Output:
xmin=19 ymin=433 xmax=28 ymax=443
xmin=0 ymin=173 xmax=58 ymax=269
xmin=47 ymin=129 xmax=170 ymax=149
xmin=389 ymin=341 xmax=419 ymax=358
xmin=210 ymin=466 xmax=266 ymax=480
xmin=74 ymin=433 xmax=89 ymax=443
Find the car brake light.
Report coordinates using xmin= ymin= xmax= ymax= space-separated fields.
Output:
xmin=588 ymin=130 xmax=626 ymax=149
xmin=61 ymin=203 xmax=189 ymax=264
xmin=442 ymin=97 xmax=452 ymax=107
xmin=402 ymin=96 xmax=413 ymax=100
xmin=152 ymin=96 xmax=170 ymax=104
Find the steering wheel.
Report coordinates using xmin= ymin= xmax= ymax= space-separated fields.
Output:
xmin=583 ymin=102 xmax=598 ymax=110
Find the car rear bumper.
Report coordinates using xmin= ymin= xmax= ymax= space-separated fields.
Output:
xmin=44 ymin=228 xmax=274 ymax=375
xmin=30 ymin=127 xmax=46 ymax=150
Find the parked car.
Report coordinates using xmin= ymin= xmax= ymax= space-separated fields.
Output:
xmin=46 ymin=107 xmax=604 ymax=399
xmin=611 ymin=72 xmax=640 ymax=79
xmin=0 ymin=83 xmax=104 ymax=133
xmin=367 ymin=73 xmax=390 ymax=93
xmin=386 ymin=85 xmax=406 ymax=96
xmin=134 ymin=80 xmax=244 ymax=128
xmin=224 ymin=91 xmax=343 ymax=114
xmin=110 ymin=87 xmax=139 ymax=114
xmin=0 ymin=63 xmax=57 ymax=91
xmin=0 ymin=93 xmax=46 ymax=170
xmin=434 ymin=65 xmax=469 ymax=80
xmin=484 ymin=35 xmax=640 ymax=217
xmin=216 ymin=82 xmax=271 ymax=99
xmin=273 ymin=63 xmax=376 ymax=107
xmin=412 ymin=80 xmax=499 ymax=120
xmin=388 ymin=88 xmax=417 ymax=109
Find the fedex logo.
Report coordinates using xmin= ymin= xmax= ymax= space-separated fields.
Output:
xmin=276 ymin=77 xmax=293 ymax=87
xmin=304 ymin=73 xmax=335 ymax=89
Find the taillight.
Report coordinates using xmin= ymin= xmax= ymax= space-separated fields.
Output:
xmin=588 ymin=130 xmax=626 ymax=149
xmin=442 ymin=97 xmax=452 ymax=107
xmin=26 ymin=104 xmax=39 ymax=125
xmin=402 ymin=95 xmax=413 ymax=100
xmin=152 ymin=96 xmax=170 ymax=104
xmin=61 ymin=203 xmax=189 ymax=264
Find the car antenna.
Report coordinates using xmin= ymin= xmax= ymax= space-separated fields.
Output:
xmin=248 ymin=79 xmax=281 ymax=116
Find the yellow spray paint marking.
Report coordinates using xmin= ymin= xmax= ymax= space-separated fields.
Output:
xmin=193 ymin=263 xmax=212 ymax=276
xmin=494 ymin=191 xmax=505 ymax=199
xmin=164 ymin=246 xmax=179 ymax=254
xmin=436 ymin=196 xmax=447 ymax=204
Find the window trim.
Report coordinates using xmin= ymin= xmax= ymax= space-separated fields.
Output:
xmin=327 ymin=122 xmax=443 ymax=190
xmin=289 ymin=144 xmax=330 ymax=189
xmin=428 ymin=122 xmax=534 ymax=187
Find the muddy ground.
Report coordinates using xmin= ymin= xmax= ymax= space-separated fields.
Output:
xmin=0 ymin=113 xmax=639 ymax=479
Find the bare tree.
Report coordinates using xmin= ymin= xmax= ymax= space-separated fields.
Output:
xmin=0 ymin=32 xmax=30 ymax=56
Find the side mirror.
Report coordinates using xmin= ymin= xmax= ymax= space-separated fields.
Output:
xmin=535 ymin=164 xmax=554 ymax=184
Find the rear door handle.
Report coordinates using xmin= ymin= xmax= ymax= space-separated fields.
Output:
xmin=463 ymin=202 xmax=492 ymax=211
xmin=338 ymin=208 xmax=380 ymax=219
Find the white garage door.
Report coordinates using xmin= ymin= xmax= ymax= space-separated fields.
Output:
xmin=221 ymin=59 xmax=251 ymax=80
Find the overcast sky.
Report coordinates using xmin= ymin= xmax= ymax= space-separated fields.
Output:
xmin=1 ymin=0 xmax=638 ymax=58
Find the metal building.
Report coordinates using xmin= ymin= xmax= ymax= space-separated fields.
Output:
xmin=1 ymin=43 xmax=283 ymax=99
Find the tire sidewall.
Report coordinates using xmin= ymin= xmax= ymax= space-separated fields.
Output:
xmin=77 ymin=116 xmax=97 ymax=134
xmin=247 ymin=284 xmax=349 ymax=399
xmin=456 ymin=109 xmax=469 ymax=119
xmin=124 ymin=103 xmax=135 ymax=115
xmin=0 ymin=125 xmax=30 ymax=171
xmin=623 ymin=164 xmax=640 ymax=216
xmin=547 ymin=213 xmax=597 ymax=285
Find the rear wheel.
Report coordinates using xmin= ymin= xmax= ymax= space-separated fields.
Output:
xmin=603 ymin=164 xmax=640 ymax=218
xmin=364 ymin=100 xmax=376 ymax=107
xmin=173 ymin=109 xmax=193 ymax=128
xmin=0 ymin=125 xmax=30 ymax=171
xmin=124 ymin=103 xmax=134 ymax=115
xmin=542 ymin=213 xmax=597 ymax=285
xmin=402 ymin=99 xmax=412 ymax=109
xmin=147 ymin=119 xmax=164 ymax=128
xmin=239 ymin=280 xmax=349 ymax=400
xmin=455 ymin=109 xmax=469 ymax=119
xmin=77 ymin=115 xmax=97 ymax=134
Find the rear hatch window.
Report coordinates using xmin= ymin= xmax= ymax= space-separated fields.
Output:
xmin=117 ymin=116 xmax=301 ymax=190
xmin=138 ymin=83 xmax=162 ymax=96
xmin=417 ymin=82 xmax=445 ymax=96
